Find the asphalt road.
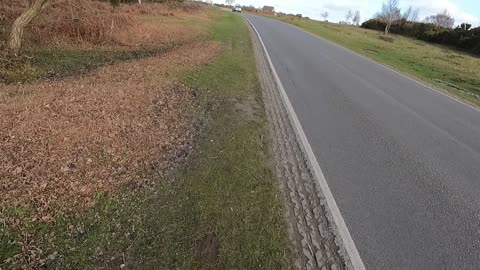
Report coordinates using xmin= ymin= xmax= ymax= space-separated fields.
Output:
xmin=244 ymin=14 xmax=480 ymax=269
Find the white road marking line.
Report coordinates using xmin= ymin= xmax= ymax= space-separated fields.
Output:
xmin=243 ymin=15 xmax=367 ymax=270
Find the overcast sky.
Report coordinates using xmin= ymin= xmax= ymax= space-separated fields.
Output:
xmin=212 ymin=0 xmax=480 ymax=26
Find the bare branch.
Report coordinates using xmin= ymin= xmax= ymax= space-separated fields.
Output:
xmin=353 ymin=10 xmax=361 ymax=26
xmin=378 ymin=0 xmax=401 ymax=35
xmin=345 ymin=10 xmax=353 ymax=24
xmin=402 ymin=6 xmax=420 ymax=22
xmin=425 ymin=10 xmax=455 ymax=28
xmin=411 ymin=8 xmax=419 ymax=22
xmin=321 ymin=11 xmax=329 ymax=22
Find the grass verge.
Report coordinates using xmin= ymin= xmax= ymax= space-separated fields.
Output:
xmin=0 ymin=46 xmax=175 ymax=83
xmin=271 ymin=16 xmax=480 ymax=107
xmin=1 ymin=11 xmax=292 ymax=269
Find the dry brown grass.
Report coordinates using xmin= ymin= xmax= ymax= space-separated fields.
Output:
xmin=115 ymin=12 xmax=211 ymax=48
xmin=0 ymin=0 xmax=218 ymax=225
xmin=0 ymin=0 xmax=207 ymax=49
xmin=0 ymin=40 xmax=222 ymax=221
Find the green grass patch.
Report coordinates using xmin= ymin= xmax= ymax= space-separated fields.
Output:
xmin=0 ymin=11 xmax=291 ymax=270
xmin=0 ymin=45 xmax=177 ymax=84
xmin=272 ymin=16 xmax=480 ymax=107
xmin=179 ymin=12 xmax=291 ymax=269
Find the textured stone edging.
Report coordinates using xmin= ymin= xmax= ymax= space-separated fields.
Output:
xmin=243 ymin=15 xmax=365 ymax=270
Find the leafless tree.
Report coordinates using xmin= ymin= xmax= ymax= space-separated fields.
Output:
xmin=425 ymin=10 xmax=455 ymax=28
xmin=401 ymin=6 xmax=420 ymax=21
xmin=321 ymin=11 xmax=329 ymax=22
xmin=345 ymin=10 xmax=353 ymax=24
xmin=402 ymin=6 xmax=412 ymax=20
xmin=378 ymin=0 xmax=401 ymax=35
xmin=353 ymin=10 xmax=361 ymax=26
xmin=8 ymin=0 xmax=49 ymax=55
xmin=411 ymin=8 xmax=419 ymax=22
xmin=225 ymin=0 xmax=234 ymax=6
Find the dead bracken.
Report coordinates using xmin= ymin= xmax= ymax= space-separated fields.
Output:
xmin=0 ymin=0 xmax=209 ymax=49
xmin=0 ymin=16 xmax=222 ymax=223
xmin=0 ymin=0 xmax=225 ymax=226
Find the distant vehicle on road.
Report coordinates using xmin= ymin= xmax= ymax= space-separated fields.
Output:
xmin=232 ymin=5 xmax=242 ymax=13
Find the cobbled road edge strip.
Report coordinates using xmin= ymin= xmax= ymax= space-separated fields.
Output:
xmin=242 ymin=15 xmax=366 ymax=270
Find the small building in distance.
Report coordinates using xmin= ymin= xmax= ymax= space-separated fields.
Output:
xmin=262 ymin=6 xmax=274 ymax=13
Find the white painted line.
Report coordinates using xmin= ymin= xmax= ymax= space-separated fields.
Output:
xmin=275 ymin=18 xmax=480 ymax=114
xmin=243 ymin=15 xmax=366 ymax=270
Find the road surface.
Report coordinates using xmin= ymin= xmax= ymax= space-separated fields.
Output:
xmin=244 ymin=14 xmax=480 ymax=269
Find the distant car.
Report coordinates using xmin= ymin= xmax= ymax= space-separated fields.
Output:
xmin=232 ymin=5 xmax=242 ymax=13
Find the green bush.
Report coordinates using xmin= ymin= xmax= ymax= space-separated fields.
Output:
xmin=361 ymin=19 xmax=480 ymax=55
xmin=361 ymin=18 xmax=385 ymax=31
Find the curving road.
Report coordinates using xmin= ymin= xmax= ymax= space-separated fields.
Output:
xmin=244 ymin=14 xmax=480 ymax=269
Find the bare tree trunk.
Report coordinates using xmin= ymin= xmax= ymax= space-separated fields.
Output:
xmin=384 ymin=22 xmax=391 ymax=35
xmin=138 ymin=0 xmax=142 ymax=4
xmin=7 ymin=0 xmax=49 ymax=55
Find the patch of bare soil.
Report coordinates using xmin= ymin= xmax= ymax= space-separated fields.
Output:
xmin=0 ymin=41 xmax=222 ymax=223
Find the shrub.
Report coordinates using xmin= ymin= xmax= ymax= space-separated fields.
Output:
xmin=361 ymin=18 xmax=385 ymax=31
xmin=0 ymin=0 xmax=204 ymax=48
xmin=361 ymin=18 xmax=480 ymax=55
xmin=1 ymin=0 xmax=134 ymax=47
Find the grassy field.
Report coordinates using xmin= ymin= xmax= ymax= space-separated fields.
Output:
xmin=0 ymin=11 xmax=292 ymax=269
xmin=272 ymin=16 xmax=480 ymax=107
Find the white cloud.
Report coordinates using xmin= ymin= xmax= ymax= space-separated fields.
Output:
xmin=402 ymin=0 xmax=479 ymax=25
